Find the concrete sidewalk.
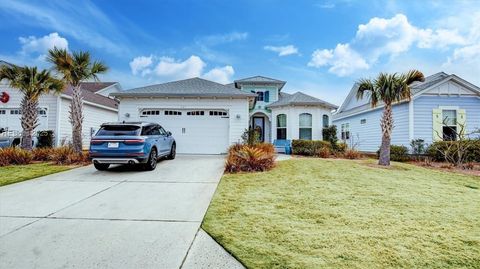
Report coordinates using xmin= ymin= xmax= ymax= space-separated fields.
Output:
xmin=0 ymin=155 xmax=243 ymax=269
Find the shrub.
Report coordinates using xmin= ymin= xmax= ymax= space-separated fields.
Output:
xmin=36 ymin=130 xmax=55 ymax=148
xmin=241 ymin=128 xmax=260 ymax=146
xmin=32 ymin=147 xmax=53 ymax=161
xmin=51 ymin=146 xmax=90 ymax=165
xmin=225 ymin=144 xmax=275 ymax=173
xmin=0 ymin=147 xmax=32 ymax=166
xmin=376 ymin=145 xmax=410 ymax=162
xmin=292 ymin=140 xmax=331 ymax=156
xmin=335 ymin=142 xmax=347 ymax=153
xmin=426 ymin=140 xmax=480 ymax=163
xmin=315 ymin=147 xmax=331 ymax=158
xmin=322 ymin=126 xmax=338 ymax=150
xmin=343 ymin=149 xmax=362 ymax=159
xmin=410 ymin=139 xmax=426 ymax=155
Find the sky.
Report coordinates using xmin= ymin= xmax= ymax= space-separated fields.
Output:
xmin=0 ymin=0 xmax=479 ymax=106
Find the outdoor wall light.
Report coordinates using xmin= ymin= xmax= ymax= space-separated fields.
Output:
xmin=236 ymin=114 xmax=241 ymax=119
xmin=124 ymin=113 xmax=130 ymax=118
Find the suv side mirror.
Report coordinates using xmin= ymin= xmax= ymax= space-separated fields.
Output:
xmin=0 ymin=128 xmax=4 ymax=134
xmin=167 ymin=131 xmax=172 ymax=136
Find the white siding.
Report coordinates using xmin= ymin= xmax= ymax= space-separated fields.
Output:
xmin=117 ymin=97 xmax=250 ymax=148
xmin=58 ymin=98 xmax=118 ymax=148
xmin=0 ymin=83 xmax=58 ymax=132
xmin=271 ymin=106 xmax=334 ymax=141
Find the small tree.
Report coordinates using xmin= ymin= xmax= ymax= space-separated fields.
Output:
xmin=0 ymin=66 xmax=64 ymax=150
xmin=47 ymin=48 xmax=108 ymax=153
xmin=433 ymin=121 xmax=479 ymax=167
xmin=357 ymin=70 xmax=425 ymax=166
xmin=241 ymin=127 xmax=260 ymax=146
xmin=322 ymin=125 xmax=338 ymax=150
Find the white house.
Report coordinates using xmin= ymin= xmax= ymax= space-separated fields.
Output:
xmin=332 ymin=72 xmax=480 ymax=152
xmin=112 ymin=76 xmax=337 ymax=154
xmin=0 ymin=60 xmax=120 ymax=148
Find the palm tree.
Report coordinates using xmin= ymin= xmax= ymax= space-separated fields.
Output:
xmin=356 ymin=70 xmax=425 ymax=166
xmin=0 ymin=66 xmax=64 ymax=150
xmin=47 ymin=48 xmax=108 ymax=153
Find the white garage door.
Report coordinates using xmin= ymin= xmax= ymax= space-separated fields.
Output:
xmin=0 ymin=108 xmax=48 ymax=134
xmin=140 ymin=109 xmax=229 ymax=154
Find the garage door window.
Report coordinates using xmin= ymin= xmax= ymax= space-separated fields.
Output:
xmin=209 ymin=111 xmax=228 ymax=116
xmin=0 ymin=110 xmax=5 ymax=114
xmin=10 ymin=109 xmax=21 ymax=115
xmin=187 ymin=111 xmax=205 ymax=116
xmin=141 ymin=110 xmax=160 ymax=116
xmin=164 ymin=110 xmax=182 ymax=115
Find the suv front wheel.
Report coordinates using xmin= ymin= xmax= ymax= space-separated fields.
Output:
xmin=144 ymin=148 xmax=157 ymax=171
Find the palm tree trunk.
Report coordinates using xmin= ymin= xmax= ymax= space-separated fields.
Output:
xmin=69 ymin=85 xmax=84 ymax=153
xmin=379 ymin=103 xmax=393 ymax=166
xmin=20 ymin=95 xmax=39 ymax=150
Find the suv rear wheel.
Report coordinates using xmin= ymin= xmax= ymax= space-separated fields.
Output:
xmin=94 ymin=163 xmax=110 ymax=171
xmin=144 ymin=148 xmax=157 ymax=171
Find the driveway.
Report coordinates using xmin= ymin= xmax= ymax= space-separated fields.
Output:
xmin=0 ymin=155 xmax=232 ymax=269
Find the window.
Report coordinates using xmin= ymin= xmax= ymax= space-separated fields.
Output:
xmin=151 ymin=125 xmax=161 ymax=135
xmin=164 ymin=110 xmax=182 ymax=116
xmin=360 ymin=119 xmax=366 ymax=124
xmin=341 ymin=123 xmax=350 ymax=140
xmin=256 ymin=91 xmax=264 ymax=102
xmin=322 ymin=115 xmax=329 ymax=128
xmin=299 ymin=113 xmax=312 ymax=140
xmin=159 ymin=126 xmax=168 ymax=136
xmin=96 ymin=125 xmax=140 ymax=136
xmin=141 ymin=125 xmax=154 ymax=135
xmin=186 ymin=111 xmax=205 ymax=116
xmin=209 ymin=110 xmax=228 ymax=116
xmin=10 ymin=109 xmax=21 ymax=115
xmin=442 ymin=110 xmax=457 ymax=141
xmin=141 ymin=110 xmax=160 ymax=116
xmin=0 ymin=110 xmax=5 ymax=114
xmin=276 ymin=114 xmax=287 ymax=140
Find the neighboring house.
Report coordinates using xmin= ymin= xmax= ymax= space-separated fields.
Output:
xmin=112 ymin=76 xmax=337 ymax=154
xmin=0 ymin=60 xmax=120 ymax=148
xmin=332 ymin=72 xmax=480 ymax=152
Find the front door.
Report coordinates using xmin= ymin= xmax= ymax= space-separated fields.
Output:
xmin=253 ymin=117 xmax=265 ymax=142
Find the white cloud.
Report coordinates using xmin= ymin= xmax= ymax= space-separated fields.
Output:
xmin=308 ymin=44 xmax=369 ymax=76
xmin=309 ymin=13 xmax=474 ymax=76
xmin=202 ymin=65 xmax=234 ymax=84
xmin=129 ymin=55 xmax=153 ymax=76
xmin=154 ymin=55 xmax=206 ymax=80
xmin=19 ymin=32 xmax=68 ymax=55
xmin=129 ymin=55 xmax=235 ymax=84
xmin=198 ymin=32 xmax=248 ymax=46
xmin=264 ymin=45 xmax=299 ymax=56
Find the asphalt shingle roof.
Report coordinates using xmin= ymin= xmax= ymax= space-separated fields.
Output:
xmin=268 ymin=91 xmax=338 ymax=109
xmin=233 ymin=76 xmax=286 ymax=90
xmin=410 ymin=72 xmax=449 ymax=94
xmin=63 ymin=83 xmax=119 ymax=109
xmin=111 ymin=77 xmax=256 ymax=98
xmin=78 ymin=82 xmax=117 ymax=93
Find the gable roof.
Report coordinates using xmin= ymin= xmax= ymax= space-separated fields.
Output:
xmin=334 ymin=72 xmax=480 ymax=119
xmin=0 ymin=60 xmax=14 ymax=68
xmin=78 ymin=82 xmax=117 ymax=93
xmin=267 ymin=91 xmax=338 ymax=109
xmin=62 ymin=84 xmax=119 ymax=110
xmin=234 ymin=76 xmax=286 ymax=90
xmin=111 ymin=77 xmax=256 ymax=98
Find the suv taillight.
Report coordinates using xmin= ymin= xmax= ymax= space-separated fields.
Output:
xmin=124 ymin=139 xmax=145 ymax=144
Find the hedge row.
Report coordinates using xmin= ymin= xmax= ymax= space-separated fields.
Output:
xmin=426 ymin=140 xmax=480 ymax=162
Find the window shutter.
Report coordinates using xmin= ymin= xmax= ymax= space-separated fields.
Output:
xmin=457 ymin=109 xmax=466 ymax=137
xmin=265 ymin=91 xmax=270 ymax=102
xmin=432 ymin=109 xmax=442 ymax=141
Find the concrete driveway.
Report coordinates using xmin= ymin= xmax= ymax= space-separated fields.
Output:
xmin=0 ymin=155 xmax=239 ymax=269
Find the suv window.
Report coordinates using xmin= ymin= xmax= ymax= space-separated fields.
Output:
xmin=159 ymin=127 xmax=168 ymax=136
xmin=141 ymin=125 xmax=153 ymax=135
xmin=151 ymin=125 xmax=161 ymax=135
xmin=96 ymin=125 xmax=140 ymax=136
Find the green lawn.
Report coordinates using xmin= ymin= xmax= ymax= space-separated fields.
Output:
xmin=0 ymin=163 xmax=75 ymax=186
xmin=202 ymin=158 xmax=480 ymax=269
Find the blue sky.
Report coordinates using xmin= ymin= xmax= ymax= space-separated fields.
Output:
xmin=0 ymin=0 xmax=479 ymax=105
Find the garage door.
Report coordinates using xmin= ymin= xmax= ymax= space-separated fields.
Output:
xmin=0 ymin=108 xmax=48 ymax=134
xmin=139 ymin=109 xmax=229 ymax=154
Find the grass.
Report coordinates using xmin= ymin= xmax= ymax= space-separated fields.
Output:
xmin=0 ymin=163 xmax=75 ymax=186
xmin=202 ymin=158 xmax=480 ymax=269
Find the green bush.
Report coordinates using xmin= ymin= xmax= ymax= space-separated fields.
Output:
xmin=322 ymin=126 xmax=338 ymax=150
xmin=376 ymin=145 xmax=410 ymax=162
xmin=292 ymin=140 xmax=331 ymax=156
xmin=426 ymin=140 xmax=480 ymax=162
xmin=36 ymin=130 xmax=55 ymax=148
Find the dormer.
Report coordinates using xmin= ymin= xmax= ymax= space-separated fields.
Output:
xmin=233 ymin=76 xmax=286 ymax=107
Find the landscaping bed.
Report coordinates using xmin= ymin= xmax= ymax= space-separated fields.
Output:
xmin=203 ymin=158 xmax=479 ymax=269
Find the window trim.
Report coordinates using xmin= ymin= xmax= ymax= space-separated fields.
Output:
xmin=322 ymin=114 xmax=329 ymax=128
xmin=276 ymin=114 xmax=287 ymax=140
xmin=299 ymin=113 xmax=312 ymax=140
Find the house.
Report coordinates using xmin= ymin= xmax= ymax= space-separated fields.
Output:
xmin=111 ymin=76 xmax=337 ymax=154
xmin=0 ymin=60 xmax=121 ymax=148
xmin=332 ymin=72 xmax=480 ymax=152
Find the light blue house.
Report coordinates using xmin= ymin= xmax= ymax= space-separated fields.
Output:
xmin=332 ymin=72 xmax=480 ymax=152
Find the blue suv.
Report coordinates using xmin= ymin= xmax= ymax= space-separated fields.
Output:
xmin=89 ymin=122 xmax=176 ymax=171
